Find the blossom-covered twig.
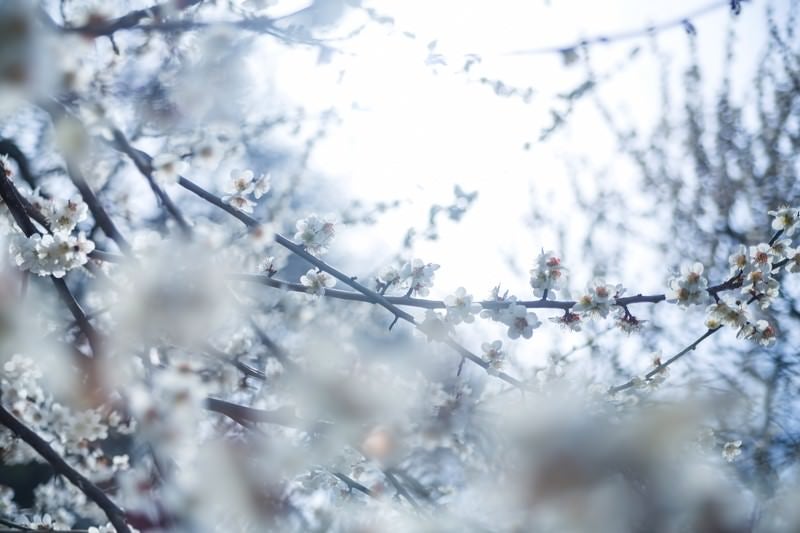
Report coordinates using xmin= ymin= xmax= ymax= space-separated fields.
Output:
xmin=0 ymin=169 xmax=101 ymax=355
xmin=0 ymin=404 xmax=131 ymax=533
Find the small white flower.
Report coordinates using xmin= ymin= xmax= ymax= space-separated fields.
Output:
xmin=722 ymin=440 xmax=743 ymax=462
xmin=226 ymin=168 xmax=255 ymax=195
xmin=706 ymin=297 xmax=749 ymax=329
xmin=767 ymin=205 xmax=800 ymax=236
xmin=728 ymin=244 xmax=750 ymax=275
xmin=295 ymin=213 xmax=336 ymax=256
xmin=378 ymin=265 xmax=401 ymax=287
xmin=480 ymin=285 xmax=517 ymax=321
xmin=481 ymin=340 xmax=504 ymax=369
xmin=529 ymin=250 xmax=567 ymax=298
xmin=738 ymin=319 xmax=777 ymax=347
xmin=666 ymin=262 xmax=708 ymax=308
xmin=444 ymin=287 xmax=480 ymax=324
xmin=502 ymin=303 xmax=541 ymax=340
xmin=399 ymin=259 xmax=440 ymax=297
xmin=253 ymin=173 xmax=271 ymax=199
xmin=749 ymin=243 xmax=773 ymax=272
xmin=151 ymin=153 xmax=188 ymax=185
xmin=47 ymin=195 xmax=88 ymax=232
xmin=769 ymin=238 xmax=794 ymax=261
xmin=223 ymin=193 xmax=256 ymax=213
xmin=299 ymin=268 xmax=336 ymax=296
xmin=572 ymin=278 xmax=620 ymax=318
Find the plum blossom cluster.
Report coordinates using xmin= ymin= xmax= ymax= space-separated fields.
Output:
xmin=221 ymin=168 xmax=271 ymax=214
xmin=9 ymin=230 xmax=94 ymax=278
xmin=479 ymin=286 xmax=542 ymax=340
xmin=295 ymin=213 xmax=336 ymax=256
xmin=529 ymin=250 xmax=567 ymax=298
xmin=572 ymin=278 xmax=623 ymax=319
xmin=377 ymin=258 xmax=440 ymax=296
xmin=443 ymin=287 xmax=480 ymax=324
xmin=300 ymin=268 xmax=336 ymax=296
xmin=667 ymin=262 xmax=708 ymax=308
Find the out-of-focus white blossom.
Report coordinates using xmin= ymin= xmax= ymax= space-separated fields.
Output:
xmin=399 ymin=258 xmax=439 ymax=297
xmin=443 ymin=287 xmax=480 ymax=324
xmin=300 ymin=268 xmax=336 ymax=296
xmin=722 ymin=440 xmax=743 ymax=462
xmin=295 ymin=213 xmax=336 ymax=256
xmin=151 ymin=152 xmax=188 ymax=185
xmin=419 ymin=309 xmax=454 ymax=342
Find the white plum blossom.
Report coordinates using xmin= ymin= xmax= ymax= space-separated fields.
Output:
xmin=572 ymin=278 xmax=620 ymax=318
xmin=502 ymin=303 xmax=541 ymax=340
xmin=151 ymin=152 xmax=188 ymax=185
xmin=769 ymin=238 xmax=795 ymax=261
xmin=443 ymin=287 xmax=480 ymax=324
xmin=10 ymin=231 xmax=95 ymax=278
xmin=529 ymin=250 xmax=567 ymax=298
xmin=47 ymin=195 xmax=88 ymax=232
xmin=728 ymin=244 xmax=749 ymax=275
xmin=787 ymin=251 xmax=800 ymax=274
xmin=419 ymin=309 xmax=454 ymax=342
xmin=706 ymin=297 xmax=749 ymax=329
xmin=377 ymin=265 xmax=401 ymax=290
xmin=722 ymin=440 xmax=743 ymax=462
xmin=481 ymin=340 xmax=504 ymax=371
xmin=666 ymin=262 xmax=708 ymax=308
xmin=294 ymin=213 xmax=336 ymax=256
xmin=738 ymin=319 xmax=777 ymax=346
xmin=749 ymin=243 xmax=773 ymax=272
xmin=253 ymin=173 xmax=271 ymax=199
xmin=226 ymin=168 xmax=256 ymax=195
xmin=768 ymin=205 xmax=800 ymax=236
xmin=299 ymin=268 xmax=336 ymax=296
xmin=399 ymin=259 xmax=440 ymax=297
xmin=480 ymin=285 xmax=517 ymax=322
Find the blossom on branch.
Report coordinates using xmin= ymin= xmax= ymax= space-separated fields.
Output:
xmin=151 ymin=152 xmax=188 ymax=185
xmin=300 ymin=268 xmax=336 ymax=296
xmin=767 ymin=205 xmax=800 ymax=236
xmin=399 ymin=258 xmax=439 ymax=296
xmin=666 ymin=262 xmax=708 ymax=308
xmin=294 ymin=213 xmax=336 ymax=256
xmin=501 ymin=303 xmax=541 ymax=339
xmin=529 ymin=250 xmax=567 ymax=298
xmin=444 ymin=287 xmax=480 ymax=324
xmin=572 ymin=278 xmax=621 ymax=318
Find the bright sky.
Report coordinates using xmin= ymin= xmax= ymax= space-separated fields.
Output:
xmin=244 ymin=0 xmax=775 ymax=308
